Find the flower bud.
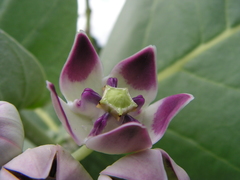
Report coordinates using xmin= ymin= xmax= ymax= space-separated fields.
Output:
xmin=0 ymin=101 xmax=24 ymax=166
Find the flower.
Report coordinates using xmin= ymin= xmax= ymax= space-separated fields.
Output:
xmin=47 ymin=31 xmax=193 ymax=154
xmin=0 ymin=145 xmax=92 ymax=180
xmin=98 ymin=148 xmax=190 ymax=180
xmin=0 ymin=101 xmax=24 ymax=166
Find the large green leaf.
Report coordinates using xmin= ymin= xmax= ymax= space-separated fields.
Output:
xmin=0 ymin=30 xmax=46 ymax=109
xmin=101 ymin=0 xmax=240 ymax=179
xmin=0 ymin=0 xmax=78 ymax=95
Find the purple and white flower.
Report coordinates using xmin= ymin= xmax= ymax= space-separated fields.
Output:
xmin=47 ymin=31 xmax=193 ymax=154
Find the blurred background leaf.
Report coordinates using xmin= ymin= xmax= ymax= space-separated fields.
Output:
xmin=100 ymin=0 xmax=240 ymax=179
xmin=0 ymin=0 xmax=78 ymax=101
xmin=0 ymin=30 xmax=46 ymax=109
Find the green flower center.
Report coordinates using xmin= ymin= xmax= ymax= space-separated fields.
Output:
xmin=98 ymin=85 xmax=137 ymax=118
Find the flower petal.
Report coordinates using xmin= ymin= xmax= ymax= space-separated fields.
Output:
xmin=105 ymin=46 xmax=157 ymax=106
xmin=100 ymin=149 xmax=168 ymax=180
xmin=47 ymin=81 xmax=92 ymax=145
xmin=56 ymin=145 xmax=93 ymax=180
xmin=1 ymin=145 xmax=57 ymax=179
xmin=122 ymin=114 xmax=139 ymax=124
xmin=89 ymin=113 xmax=110 ymax=136
xmin=0 ymin=145 xmax=92 ymax=180
xmin=99 ymin=149 xmax=189 ymax=180
xmin=0 ymin=101 xmax=24 ymax=166
xmin=60 ymin=31 xmax=103 ymax=102
xmin=85 ymin=122 xmax=152 ymax=154
xmin=129 ymin=95 xmax=145 ymax=116
xmin=142 ymin=93 xmax=194 ymax=144
xmin=160 ymin=149 xmax=190 ymax=180
xmin=106 ymin=77 xmax=118 ymax=87
xmin=98 ymin=175 xmax=112 ymax=180
xmin=70 ymin=88 xmax=102 ymax=119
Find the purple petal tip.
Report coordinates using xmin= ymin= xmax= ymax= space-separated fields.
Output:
xmin=61 ymin=32 xmax=100 ymax=82
xmin=46 ymin=81 xmax=54 ymax=91
xmin=118 ymin=46 xmax=157 ymax=90
xmin=152 ymin=93 xmax=193 ymax=136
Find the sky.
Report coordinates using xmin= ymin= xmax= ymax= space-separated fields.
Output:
xmin=78 ymin=0 xmax=126 ymax=46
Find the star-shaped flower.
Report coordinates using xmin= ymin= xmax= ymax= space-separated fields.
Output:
xmin=47 ymin=31 xmax=193 ymax=154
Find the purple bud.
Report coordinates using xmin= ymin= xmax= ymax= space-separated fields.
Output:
xmin=89 ymin=113 xmax=110 ymax=136
xmin=0 ymin=101 xmax=24 ymax=166
xmin=106 ymin=77 xmax=118 ymax=87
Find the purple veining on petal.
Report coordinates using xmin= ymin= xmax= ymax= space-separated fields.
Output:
xmin=77 ymin=88 xmax=101 ymax=106
xmin=152 ymin=94 xmax=193 ymax=135
xmin=106 ymin=78 xmax=118 ymax=87
xmin=122 ymin=115 xmax=139 ymax=124
xmin=117 ymin=46 xmax=157 ymax=90
xmin=0 ymin=119 xmax=23 ymax=150
xmin=46 ymin=81 xmax=79 ymax=144
xmin=0 ymin=102 xmax=8 ymax=107
xmin=0 ymin=135 xmax=21 ymax=150
xmin=89 ymin=113 xmax=110 ymax=136
xmin=61 ymin=32 xmax=100 ymax=82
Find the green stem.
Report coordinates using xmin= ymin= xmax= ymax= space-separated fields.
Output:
xmin=71 ymin=145 xmax=93 ymax=161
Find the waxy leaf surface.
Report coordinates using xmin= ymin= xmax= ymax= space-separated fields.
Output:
xmin=0 ymin=30 xmax=45 ymax=109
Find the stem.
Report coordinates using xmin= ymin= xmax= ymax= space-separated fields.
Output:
xmin=34 ymin=108 xmax=59 ymax=133
xmin=71 ymin=145 xmax=93 ymax=161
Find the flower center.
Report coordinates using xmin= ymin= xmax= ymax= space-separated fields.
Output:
xmin=97 ymin=85 xmax=137 ymax=118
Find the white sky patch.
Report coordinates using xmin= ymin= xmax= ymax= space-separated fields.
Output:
xmin=78 ymin=0 xmax=126 ymax=46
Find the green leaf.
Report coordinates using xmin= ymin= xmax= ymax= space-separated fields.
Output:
xmin=101 ymin=0 xmax=240 ymax=179
xmin=0 ymin=30 xmax=46 ymax=109
xmin=0 ymin=0 xmax=78 ymax=94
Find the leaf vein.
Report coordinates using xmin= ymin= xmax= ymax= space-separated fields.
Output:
xmin=157 ymin=24 xmax=240 ymax=82
xmin=181 ymin=69 xmax=240 ymax=92
xmin=167 ymin=128 xmax=240 ymax=172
